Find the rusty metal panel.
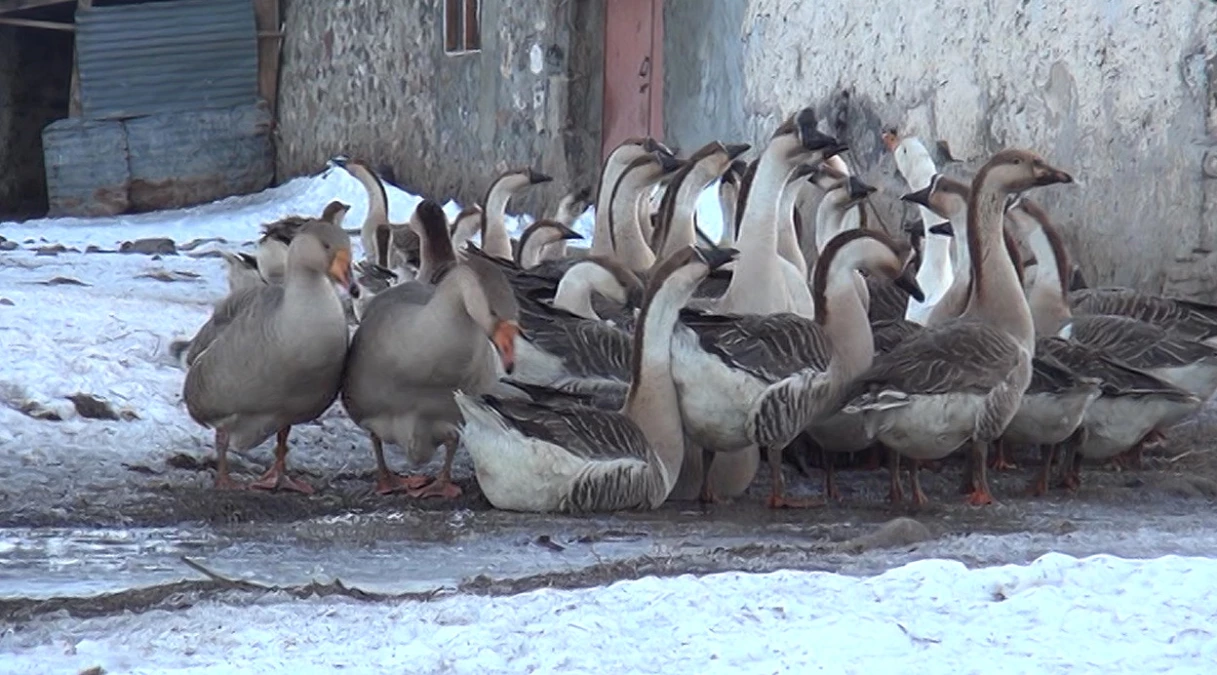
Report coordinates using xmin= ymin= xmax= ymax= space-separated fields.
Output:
xmin=41 ymin=117 xmax=130 ymax=217
xmin=601 ymin=0 xmax=663 ymax=161
xmin=125 ymin=103 xmax=274 ymax=211
xmin=75 ymin=0 xmax=258 ymax=120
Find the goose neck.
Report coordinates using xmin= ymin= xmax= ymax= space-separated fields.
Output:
xmin=964 ymin=186 xmax=1035 ymax=351
xmin=914 ymin=232 xmax=954 ymax=303
xmin=777 ymin=180 xmax=808 ymax=277
xmin=610 ymin=176 xmax=658 ymax=273
xmin=1021 ymin=220 xmax=1073 ymax=337
xmin=553 ymin=265 xmax=603 ymax=320
xmin=482 ymin=183 xmax=516 ymax=260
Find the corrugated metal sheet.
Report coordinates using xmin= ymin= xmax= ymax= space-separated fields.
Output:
xmin=42 ymin=118 xmax=130 ymax=217
xmin=75 ymin=0 xmax=257 ymax=120
xmin=126 ymin=104 xmax=273 ymax=211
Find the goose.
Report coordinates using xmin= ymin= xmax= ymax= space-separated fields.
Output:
xmin=219 ymin=250 xmax=264 ymax=294
xmin=341 ymin=253 xmax=520 ymax=497
xmin=902 ymin=174 xmax=977 ymax=327
xmin=479 ymin=168 xmax=554 ymax=261
xmin=454 ymin=246 xmax=737 ymax=513
xmin=590 ymin=138 xmax=675 ymax=256
xmin=256 ymin=201 xmax=351 ymax=284
xmin=182 ymin=219 xmax=354 ymax=493
xmin=538 ymin=187 xmax=594 ymax=261
xmin=406 ymin=199 xmax=460 ymax=285
xmin=672 ymin=229 xmax=923 ymax=507
xmin=884 ymin=131 xmax=954 ymax=325
xmin=716 ymin=159 xmax=748 ymax=247
xmin=840 ymin=149 xmax=1075 ymax=506
xmin=516 ymin=219 xmax=584 ymax=269
xmin=609 ymin=151 xmax=685 ymax=273
xmin=449 ymin=204 xmax=485 ymax=252
xmin=650 ymin=141 xmax=751 ymax=261
xmin=333 ymin=158 xmax=395 ymax=268
xmin=1011 ymin=198 xmax=1217 ymax=401
xmin=672 ymin=109 xmax=844 ymax=501
xmin=550 ymin=257 xmax=645 ymax=321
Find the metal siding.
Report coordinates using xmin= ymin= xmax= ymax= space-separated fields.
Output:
xmin=42 ymin=118 xmax=131 ymax=217
xmin=75 ymin=0 xmax=257 ymax=120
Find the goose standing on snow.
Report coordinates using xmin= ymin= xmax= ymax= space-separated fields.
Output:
xmin=454 ymin=246 xmax=737 ymax=513
xmin=341 ymin=217 xmax=521 ymax=497
xmin=183 ymin=220 xmax=356 ymax=493
xmin=841 ymin=149 xmax=1074 ymax=506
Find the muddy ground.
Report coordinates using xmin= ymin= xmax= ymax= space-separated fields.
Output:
xmin=3 ymin=407 xmax=1216 ymax=625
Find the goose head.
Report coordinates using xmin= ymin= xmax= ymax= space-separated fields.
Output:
xmin=901 ymin=173 xmax=970 ymax=222
xmin=976 ymin=149 xmax=1074 ymax=192
xmin=646 ymin=245 xmax=739 ymax=300
xmin=449 ymin=204 xmax=484 ymax=249
xmin=321 ymin=200 xmax=352 ymax=226
xmin=517 ymin=219 xmax=584 ymax=266
xmin=497 ymin=167 xmax=554 ymax=192
xmin=219 ymin=250 xmax=264 ymax=293
xmin=817 ymin=229 xmax=925 ymax=303
xmin=289 ymin=220 xmax=355 ymax=292
xmin=575 ymin=256 xmax=646 ymax=308
xmin=553 ymin=186 xmax=594 ymax=224
xmin=457 ymin=257 xmax=522 ymax=373
xmin=805 ymin=160 xmax=849 ymax=191
xmin=772 ymin=107 xmax=845 ymax=162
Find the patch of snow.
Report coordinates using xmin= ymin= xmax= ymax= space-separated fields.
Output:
xmin=4 ymin=553 xmax=1217 ymax=673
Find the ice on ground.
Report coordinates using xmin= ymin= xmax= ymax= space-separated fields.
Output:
xmin=4 ymin=553 xmax=1216 ymax=674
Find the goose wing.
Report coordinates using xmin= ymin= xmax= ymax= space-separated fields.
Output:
xmin=866 ymin=276 xmax=910 ymax=322
xmin=520 ymin=304 xmax=633 ymax=380
xmin=1036 ymin=337 xmax=1195 ymax=399
xmin=259 ymin=216 xmax=310 ymax=245
xmin=1071 ymin=288 xmax=1217 ymax=341
xmin=850 ymin=320 xmax=1021 ymax=397
xmin=1068 ymin=315 xmax=1217 ymax=369
xmin=871 ymin=318 xmax=922 ymax=354
xmin=478 ymin=395 xmax=649 ymax=463
xmin=184 ymin=286 xmax=277 ymax=366
xmin=679 ymin=309 xmax=831 ymax=382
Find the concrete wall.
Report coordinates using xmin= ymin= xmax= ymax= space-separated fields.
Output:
xmin=276 ymin=0 xmax=603 ymax=216
xmin=0 ymin=25 xmax=73 ymax=219
xmin=665 ymin=0 xmax=1217 ymax=298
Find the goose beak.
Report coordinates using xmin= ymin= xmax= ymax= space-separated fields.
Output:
xmin=901 ymin=185 xmax=933 ymax=207
xmin=846 ymin=176 xmax=876 ymax=202
xmin=528 ymin=170 xmax=553 ymax=185
xmin=657 ymin=152 xmax=685 ymax=174
xmin=791 ymin=163 xmax=817 ymax=180
xmin=491 ymin=320 xmax=520 ymax=374
xmin=927 ymin=221 xmax=954 ymax=237
xmin=329 ymin=248 xmax=353 ymax=291
xmin=725 ymin=143 xmax=751 ymax=160
xmin=695 ymin=246 xmax=739 ymax=270
xmin=1035 ymin=167 xmax=1074 ymax=186
xmin=894 ymin=265 xmax=925 ymax=302
xmin=559 ymin=226 xmax=585 ymax=241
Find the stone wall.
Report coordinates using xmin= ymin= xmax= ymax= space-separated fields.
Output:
xmin=276 ymin=0 xmax=603 ymax=217
xmin=665 ymin=0 xmax=1217 ymax=297
xmin=0 ymin=25 xmax=73 ymax=219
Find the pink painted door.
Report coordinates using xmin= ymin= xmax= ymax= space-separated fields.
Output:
xmin=601 ymin=0 xmax=664 ymax=161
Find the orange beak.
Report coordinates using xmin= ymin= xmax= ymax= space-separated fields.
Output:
xmin=491 ymin=320 xmax=520 ymax=374
xmin=329 ymin=248 xmax=353 ymax=291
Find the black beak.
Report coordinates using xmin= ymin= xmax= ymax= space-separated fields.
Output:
xmin=529 ymin=170 xmax=554 ymax=185
xmin=328 ymin=155 xmax=349 ymax=168
xmin=559 ymin=226 xmax=584 ymax=241
xmin=846 ymin=176 xmax=876 ymax=201
xmin=791 ymin=163 xmax=817 ymax=180
xmin=822 ymin=142 xmax=848 ymax=159
xmin=236 ymin=252 xmax=259 ymax=268
xmin=1023 ymin=254 xmax=1038 ymax=268
xmin=1034 ymin=169 xmax=1074 ymax=186
xmin=657 ymin=152 xmax=685 ymax=173
xmin=801 ymin=127 xmax=838 ymax=152
xmin=927 ymin=221 xmax=954 ymax=237
xmin=893 ymin=265 xmax=925 ymax=302
xmin=901 ymin=185 xmax=933 ymax=207
xmin=725 ymin=143 xmax=751 ymax=160
xmin=695 ymin=245 xmax=739 ymax=271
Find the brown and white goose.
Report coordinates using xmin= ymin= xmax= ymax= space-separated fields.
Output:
xmin=341 ymin=255 xmax=520 ymax=497
xmin=480 ymin=168 xmax=554 ymax=261
xmin=183 ymin=220 xmax=354 ymax=493
xmin=716 ymin=159 xmax=748 ymax=248
xmin=454 ymin=246 xmax=737 ymax=513
xmin=650 ymin=141 xmax=751 ymax=261
xmin=449 ymin=204 xmax=485 ymax=253
xmin=334 ymin=158 xmax=395 ymax=269
xmin=516 ymin=219 xmax=584 ymax=269
xmin=255 ymin=201 xmax=351 ymax=284
xmin=537 ymin=187 xmax=593 ymax=261
xmin=840 ymin=149 xmax=1074 ymax=506
xmin=590 ymin=138 xmax=675 ymax=257
xmin=672 ymin=229 xmax=922 ymax=507
xmin=609 ymin=151 xmax=685 ymax=273
xmin=1069 ymin=288 xmax=1217 ymax=347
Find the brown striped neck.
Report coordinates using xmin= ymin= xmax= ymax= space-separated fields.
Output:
xmin=963 ymin=165 xmax=1035 ymax=350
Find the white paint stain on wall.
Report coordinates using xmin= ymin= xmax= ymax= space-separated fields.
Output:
xmin=529 ymin=44 xmax=544 ymax=74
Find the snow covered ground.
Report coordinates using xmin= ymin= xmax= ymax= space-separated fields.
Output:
xmin=4 ymin=169 xmax=1217 ymax=674
xmin=5 ymin=553 xmax=1217 ymax=674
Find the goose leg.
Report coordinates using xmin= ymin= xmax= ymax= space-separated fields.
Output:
xmin=1029 ymin=443 xmax=1057 ymax=497
xmin=887 ymin=450 xmax=903 ymax=504
xmin=698 ymin=449 xmax=721 ymax=504
xmin=410 ymin=434 xmax=463 ymax=500
xmin=910 ymin=460 xmax=928 ymax=507
xmin=964 ymin=440 xmax=996 ymax=506
xmin=864 ymin=446 xmax=883 ymax=471
xmin=1059 ymin=445 xmax=1082 ymax=491
xmin=213 ymin=428 xmax=244 ymax=490
xmin=372 ymin=434 xmax=432 ymax=495
xmin=250 ymin=427 xmax=315 ymax=495
xmin=988 ymin=438 xmax=1018 ymax=471
xmin=823 ymin=448 xmax=841 ymax=502
xmin=766 ymin=445 xmax=822 ymax=509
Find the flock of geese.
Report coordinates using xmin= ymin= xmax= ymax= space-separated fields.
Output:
xmin=171 ymin=106 xmax=1217 ymax=514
